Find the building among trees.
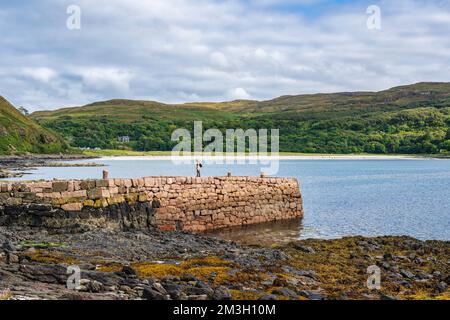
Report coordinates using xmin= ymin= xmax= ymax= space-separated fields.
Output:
xmin=117 ymin=136 xmax=130 ymax=143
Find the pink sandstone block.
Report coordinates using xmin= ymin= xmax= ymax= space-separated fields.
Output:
xmin=144 ymin=177 xmax=154 ymax=187
xmin=73 ymin=181 xmax=81 ymax=191
xmin=46 ymin=192 xmax=62 ymax=199
xmin=31 ymin=182 xmax=53 ymax=189
xmin=88 ymin=188 xmax=110 ymax=199
xmin=67 ymin=181 xmax=75 ymax=192
xmin=109 ymin=186 xmax=119 ymax=195
xmin=176 ymin=177 xmax=186 ymax=184
xmin=124 ymin=179 xmax=132 ymax=188
xmin=61 ymin=203 xmax=83 ymax=211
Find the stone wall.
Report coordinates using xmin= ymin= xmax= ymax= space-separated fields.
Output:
xmin=0 ymin=176 xmax=303 ymax=233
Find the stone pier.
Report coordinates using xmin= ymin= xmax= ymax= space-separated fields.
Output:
xmin=0 ymin=176 xmax=303 ymax=233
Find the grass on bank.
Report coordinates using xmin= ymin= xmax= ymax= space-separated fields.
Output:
xmin=0 ymin=96 xmax=68 ymax=154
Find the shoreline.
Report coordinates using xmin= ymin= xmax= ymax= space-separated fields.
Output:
xmin=0 ymin=226 xmax=448 ymax=300
xmin=2 ymin=153 xmax=445 ymax=179
xmin=0 ymin=154 xmax=98 ymax=179
xmin=81 ymin=150 xmax=449 ymax=160
xmin=95 ymin=154 xmax=435 ymax=161
xmin=1 ymin=152 xmax=448 ymax=162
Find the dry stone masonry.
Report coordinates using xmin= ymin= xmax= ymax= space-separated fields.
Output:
xmin=0 ymin=176 xmax=303 ymax=233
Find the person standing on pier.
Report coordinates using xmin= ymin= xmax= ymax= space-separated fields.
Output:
xmin=196 ymin=160 xmax=203 ymax=177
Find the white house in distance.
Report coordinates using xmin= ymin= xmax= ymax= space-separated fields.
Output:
xmin=117 ymin=136 xmax=130 ymax=143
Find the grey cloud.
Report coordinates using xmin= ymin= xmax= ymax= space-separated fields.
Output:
xmin=0 ymin=0 xmax=449 ymax=111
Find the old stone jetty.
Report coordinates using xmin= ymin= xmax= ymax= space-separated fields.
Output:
xmin=0 ymin=176 xmax=303 ymax=233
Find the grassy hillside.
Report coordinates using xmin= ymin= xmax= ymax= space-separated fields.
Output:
xmin=0 ymin=96 xmax=68 ymax=154
xmin=32 ymin=82 xmax=450 ymax=154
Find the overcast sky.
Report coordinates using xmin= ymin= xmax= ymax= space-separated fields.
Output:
xmin=1 ymin=0 xmax=449 ymax=111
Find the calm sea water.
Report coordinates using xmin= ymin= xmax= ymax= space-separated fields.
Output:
xmin=7 ymin=158 xmax=450 ymax=241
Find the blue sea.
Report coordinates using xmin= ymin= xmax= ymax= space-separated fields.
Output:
xmin=6 ymin=157 xmax=450 ymax=241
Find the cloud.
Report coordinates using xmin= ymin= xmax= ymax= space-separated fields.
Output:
xmin=20 ymin=67 xmax=57 ymax=83
xmin=0 ymin=0 xmax=449 ymax=109
xmin=210 ymin=52 xmax=230 ymax=69
xmin=229 ymin=88 xmax=252 ymax=100
xmin=75 ymin=67 xmax=133 ymax=94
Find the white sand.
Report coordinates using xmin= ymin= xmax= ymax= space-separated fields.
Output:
xmin=97 ymin=154 xmax=432 ymax=161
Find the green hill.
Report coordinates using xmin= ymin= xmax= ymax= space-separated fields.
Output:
xmin=32 ymin=82 xmax=450 ymax=154
xmin=0 ymin=96 xmax=68 ymax=154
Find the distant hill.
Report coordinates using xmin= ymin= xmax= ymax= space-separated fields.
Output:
xmin=0 ymin=96 xmax=68 ymax=154
xmin=32 ymin=82 xmax=450 ymax=154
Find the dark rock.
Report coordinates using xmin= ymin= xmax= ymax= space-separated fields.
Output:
xmin=121 ymin=266 xmax=137 ymax=276
xmin=282 ymin=266 xmax=316 ymax=279
xmin=86 ymin=280 xmax=104 ymax=293
xmin=339 ymin=293 xmax=349 ymax=300
xmin=271 ymin=250 xmax=291 ymax=260
xmin=58 ymin=293 xmax=94 ymax=300
xmin=291 ymin=243 xmax=316 ymax=254
xmin=258 ymin=294 xmax=277 ymax=300
xmin=2 ymin=240 xmax=16 ymax=252
xmin=432 ymin=271 xmax=441 ymax=279
xmin=436 ymin=282 xmax=448 ymax=293
xmin=271 ymin=288 xmax=297 ymax=298
xmin=118 ymin=285 xmax=133 ymax=293
xmin=28 ymin=204 xmax=53 ymax=212
xmin=118 ymin=278 xmax=141 ymax=288
xmin=357 ymin=240 xmax=369 ymax=247
xmin=162 ymin=282 xmax=183 ymax=300
xmin=6 ymin=252 xmax=19 ymax=264
xmin=142 ymin=288 xmax=169 ymax=300
xmin=272 ymin=277 xmax=289 ymax=287
xmin=415 ymin=272 xmax=430 ymax=280
xmin=221 ymin=253 xmax=236 ymax=260
xmin=162 ymin=275 xmax=180 ymax=282
xmin=380 ymin=294 xmax=398 ymax=300
xmin=261 ymin=279 xmax=274 ymax=286
xmin=403 ymin=241 xmax=422 ymax=251
xmin=19 ymin=264 xmax=67 ymax=284
xmin=400 ymin=269 xmax=415 ymax=279
xmin=399 ymin=280 xmax=412 ymax=288
xmin=383 ymin=253 xmax=393 ymax=261
xmin=181 ymin=273 xmax=198 ymax=282
xmin=187 ymin=294 xmax=208 ymax=300
xmin=213 ymin=286 xmax=232 ymax=300
xmin=185 ymin=285 xmax=213 ymax=297
xmin=152 ymin=282 xmax=168 ymax=295
xmin=195 ymin=280 xmax=210 ymax=289
xmin=228 ymin=284 xmax=243 ymax=291
xmin=298 ymin=290 xmax=326 ymax=300
xmin=84 ymin=271 xmax=121 ymax=287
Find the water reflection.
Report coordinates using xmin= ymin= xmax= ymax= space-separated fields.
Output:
xmin=205 ymin=218 xmax=304 ymax=246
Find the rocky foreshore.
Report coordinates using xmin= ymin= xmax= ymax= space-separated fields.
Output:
xmin=0 ymin=154 xmax=99 ymax=178
xmin=0 ymin=226 xmax=448 ymax=301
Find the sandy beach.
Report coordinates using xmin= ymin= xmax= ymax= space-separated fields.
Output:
xmin=96 ymin=154 xmax=433 ymax=161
